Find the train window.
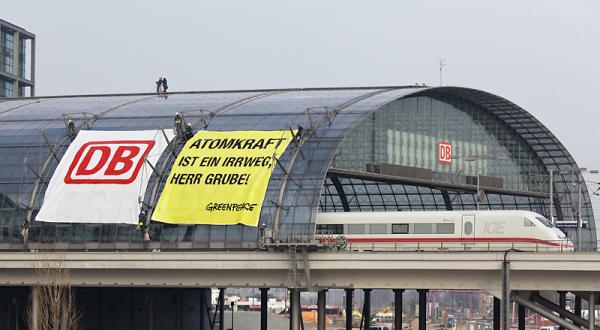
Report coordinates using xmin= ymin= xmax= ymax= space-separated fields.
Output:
xmin=347 ymin=224 xmax=366 ymax=234
xmin=436 ymin=223 xmax=455 ymax=234
xmin=523 ymin=218 xmax=535 ymax=227
xmin=464 ymin=222 xmax=473 ymax=235
xmin=369 ymin=224 xmax=387 ymax=234
xmin=392 ymin=224 xmax=409 ymax=234
xmin=414 ymin=223 xmax=433 ymax=234
xmin=535 ymin=216 xmax=553 ymax=228
xmin=316 ymin=224 xmax=343 ymax=235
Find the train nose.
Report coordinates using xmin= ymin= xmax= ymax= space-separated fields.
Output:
xmin=553 ymin=228 xmax=567 ymax=239
xmin=562 ymin=240 xmax=575 ymax=251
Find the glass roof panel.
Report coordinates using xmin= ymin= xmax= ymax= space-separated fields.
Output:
xmin=102 ymin=92 xmax=265 ymax=117
xmin=220 ymin=89 xmax=382 ymax=115
xmin=0 ymin=95 xmax=150 ymax=121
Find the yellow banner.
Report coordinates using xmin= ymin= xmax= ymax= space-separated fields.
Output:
xmin=152 ymin=130 xmax=295 ymax=226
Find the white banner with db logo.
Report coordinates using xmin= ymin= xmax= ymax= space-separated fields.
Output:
xmin=35 ymin=130 xmax=174 ymax=224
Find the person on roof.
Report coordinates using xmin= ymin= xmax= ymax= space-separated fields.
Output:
xmin=160 ymin=76 xmax=168 ymax=93
xmin=155 ymin=77 xmax=163 ymax=93
xmin=184 ymin=123 xmax=194 ymax=141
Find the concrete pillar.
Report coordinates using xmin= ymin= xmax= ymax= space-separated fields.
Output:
xmin=11 ymin=31 xmax=19 ymax=98
xmin=30 ymin=37 xmax=35 ymax=96
xmin=172 ymin=289 xmax=179 ymax=330
xmin=149 ymin=289 xmax=155 ymax=330
xmin=394 ymin=289 xmax=404 ymax=330
xmin=290 ymin=289 xmax=301 ymax=330
xmin=31 ymin=286 xmax=39 ymax=330
xmin=363 ymin=289 xmax=372 ymax=330
xmin=200 ymin=288 xmax=211 ymax=330
xmin=345 ymin=289 xmax=353 ymax=330
xmin=218 ymin=288 xmax=225 ymax=330
xmin=260 ymin=288 xmax=269 ymax=330
xmin=558 ymin=291 xmax=566 ymax=330
xmin=418 ymin=289 xmax=428 ymax=330
xmin=493 ymin=297 xmax=501 ymax=330
xmin=589 ymin=292 xmax=595 ymax=330
xmin=517 ymin=304 xmax=525 ymax=330
xmin=318 ymin=290 xmax=326 ymax=330
xmin=575 ymin=295 xmax=582 ymax=317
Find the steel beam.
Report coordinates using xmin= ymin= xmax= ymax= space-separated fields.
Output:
xmin=327 ymin=168 xmax=549 ymax=198
xmin=576 ymin=295 xmax=582 ymax=317
xmin=419 ymin=289 xmax=428 ymax=330
xmin=493 ymin=297 xmax=500 ymax=330
xmin=589 ymin=292 xmax=595 ymax=330
xmin=518 ymin=304 xmax=525 ymax=330
xmin=345 ymin=289 xmax=353 ymax=330
xmin=218 ymin=288 xmax=225 ymax=330
xmin=441 ymin=189 xmax=454 ymax=210
xmin=328 ymin=174 xmax=350 ymax=212
xmin=559 ymin=291 xmax=566 ymax=330
xmin=512 ymin=294 xmax=579 ymax=330
xmin=363 ymin=289 xmax=372 ymax=330
xmin=530 ymin=292 xmax=598 ymax=330
xmin=318 ymin=290 xmax=326 ymax=330
xmin=394 ymin=289 xmax=404 ymax=330
xmin=260 ymin=288 xmax=268 ymax=330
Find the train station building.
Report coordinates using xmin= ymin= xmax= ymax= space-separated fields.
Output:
xmin=0 ymin=86 xmax=595 ymax=329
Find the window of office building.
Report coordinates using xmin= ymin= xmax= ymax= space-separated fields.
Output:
xmin=18 ymin=38 xmax=25 ymax=78
xmin=1 ymin=31 xmax=14 ymax=74
xmin=1 ymin=80 xmax=13 ymax=97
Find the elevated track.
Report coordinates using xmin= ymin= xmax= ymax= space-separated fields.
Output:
xmin=1 ymin=251 xmax=599 ymax=297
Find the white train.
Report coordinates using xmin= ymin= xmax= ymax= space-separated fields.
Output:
xmin=315 ymin=210 xmax=573 ymax=252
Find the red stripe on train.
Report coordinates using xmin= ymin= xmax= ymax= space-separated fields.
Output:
xmin=342 ymin=237 xmax=564 ymax=247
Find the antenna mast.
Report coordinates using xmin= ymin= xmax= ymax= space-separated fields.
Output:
xmin=438 ymin=59 xmax=446 ymax=86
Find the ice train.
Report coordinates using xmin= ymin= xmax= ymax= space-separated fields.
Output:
xmin=315 ymin=210 xmax=573 ymax=251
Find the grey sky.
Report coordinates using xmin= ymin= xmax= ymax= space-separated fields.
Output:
xmin=3 ymin=0 xmax=600 ymax=199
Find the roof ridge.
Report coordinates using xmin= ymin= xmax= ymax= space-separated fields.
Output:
xmin=1 ymin=85 xmax=429 ymax=101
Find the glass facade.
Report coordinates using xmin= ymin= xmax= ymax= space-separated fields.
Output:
xmin=320 ymin=174 xmax=549 ymax=214
xmin=0 ymin=79 xmax=12 ymax=97
xmin=0 ymin=22 xmax=34 ymax=98
xmin=0 ymin=87 xmax=594 ymax=250
xmin=1 ymin=30 xmax=14 ymax=74
xmin=334 ymin=95 xmax=548 ymax=194
xmin=18 ymin=38 xmax=25 ymax=79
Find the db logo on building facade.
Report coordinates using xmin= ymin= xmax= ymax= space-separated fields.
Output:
xmin=438 ymin=141 xmax=452 ymax=164
xmin=64 ymin=140 xmax=155 ymax=184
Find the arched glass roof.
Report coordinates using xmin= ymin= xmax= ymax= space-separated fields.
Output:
xmin=0 ymin=86 xmax=593 ymax=249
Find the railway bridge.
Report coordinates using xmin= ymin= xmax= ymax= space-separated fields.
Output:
xmin=2 ymin=250 xmax=600 ymax=330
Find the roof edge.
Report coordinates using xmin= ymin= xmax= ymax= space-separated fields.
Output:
xmin=0 ymin=85 xmax=430 ymax=101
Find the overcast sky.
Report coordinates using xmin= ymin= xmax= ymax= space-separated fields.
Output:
xmin=4 ymin=0 xmax=600 ymax=205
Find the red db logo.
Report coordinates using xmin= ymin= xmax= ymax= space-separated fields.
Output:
xmin=64 ymin=140 xmax=155 ymax=184
xmin=438 ymin=141 xmax=452 ymax=164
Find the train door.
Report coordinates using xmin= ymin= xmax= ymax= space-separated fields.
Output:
xmin=461 ymin=215 xmax=476 ymax=243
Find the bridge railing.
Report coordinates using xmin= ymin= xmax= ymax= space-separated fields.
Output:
xmin=0 ymin=237 xmax=595 ymax=252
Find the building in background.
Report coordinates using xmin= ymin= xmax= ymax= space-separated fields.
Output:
xmin=0 ymin=18 xmax=35 ymax=97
